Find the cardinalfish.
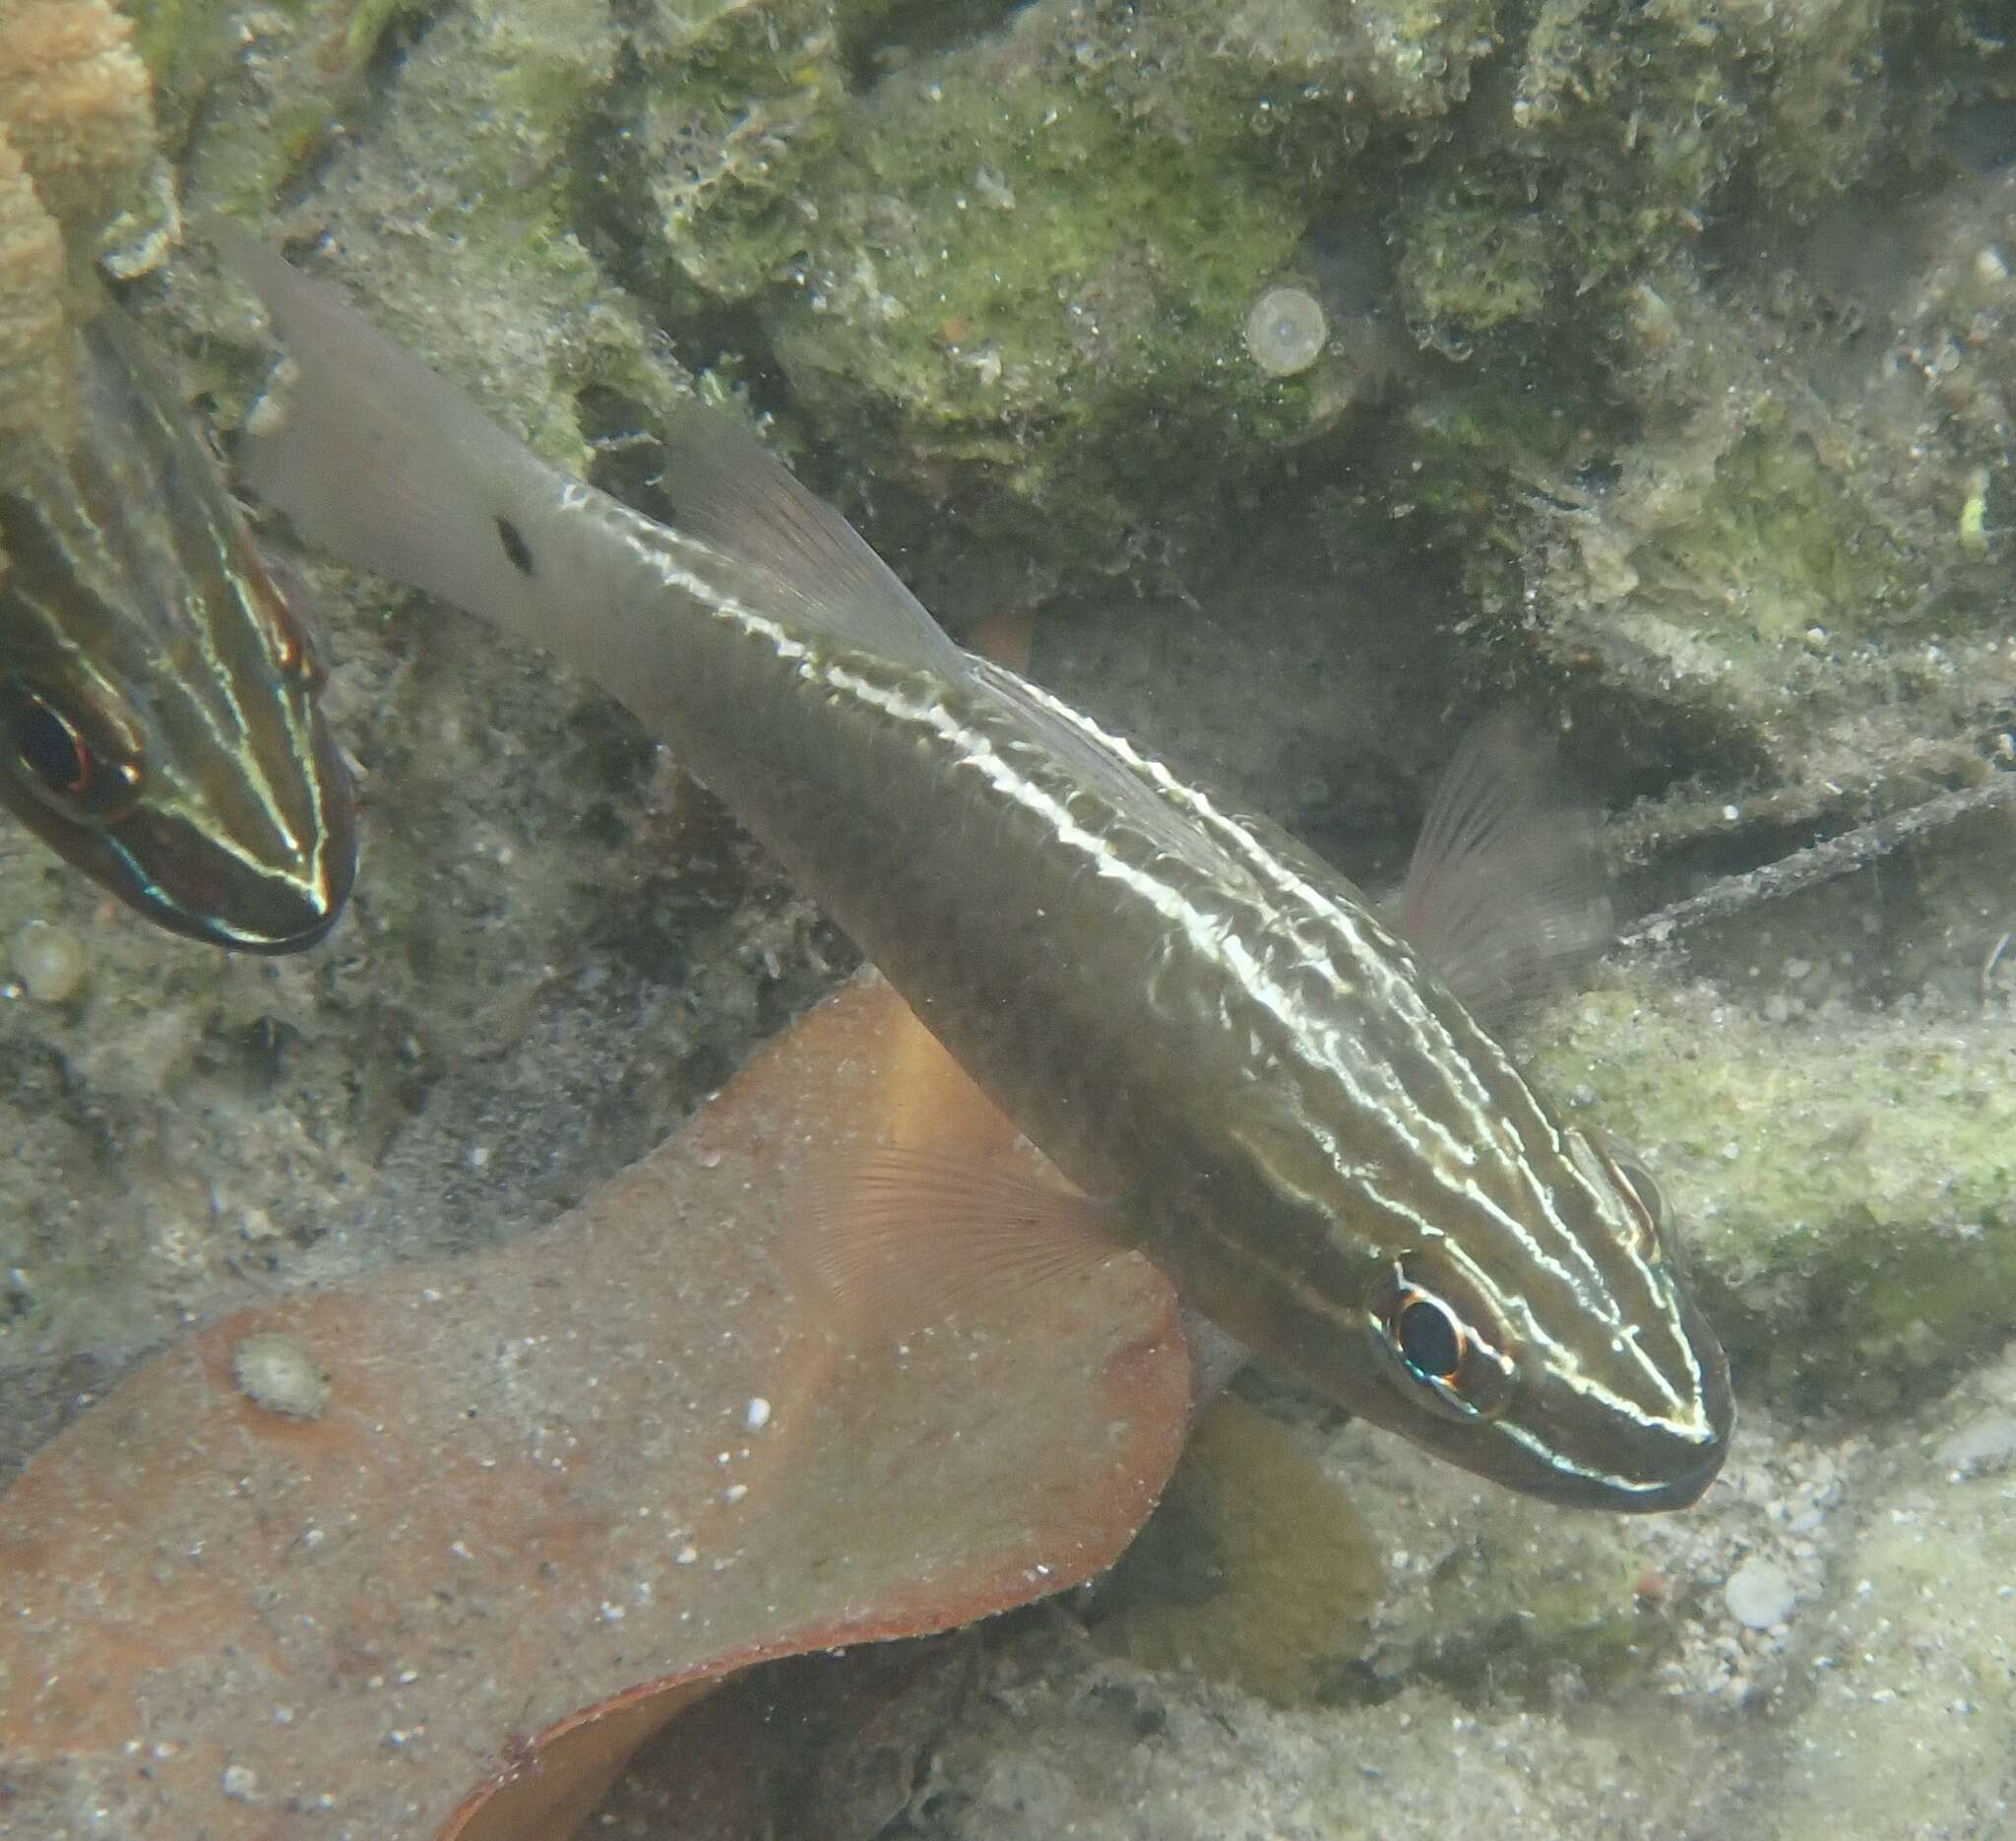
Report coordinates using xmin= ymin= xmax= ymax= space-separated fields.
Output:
xmin=215 ymin=222 xmax=1732 ymax=1510
xmin=0 ymin=308 xmax=356 ymax=951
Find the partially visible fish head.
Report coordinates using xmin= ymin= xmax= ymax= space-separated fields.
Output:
xmin=0 ymin=314 xmax=357 ymax=953
xmin=1240 ymin=1113 xmax=1732 ymax=1512
xmin=1335 ymin=1124 xmax=1731 ymax=1510
xmin=0 ymin=541 xmax=357 ymax=954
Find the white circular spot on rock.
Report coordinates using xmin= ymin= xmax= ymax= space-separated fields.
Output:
xmin=1725 ymin=1556 xmax=1796 ymax=1629
xmin=232 ymin=1333 xmax=332 ymax=1420
xmin=1244 ymin=286 xmax=1328 ymax=376
xmin=11 ymin=921 xmax=86 ymax=1003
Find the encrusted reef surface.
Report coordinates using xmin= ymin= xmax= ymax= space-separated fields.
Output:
xmin=0 ymin=0 xmax=161 ymax=467
xmin=5 ymin=2 xmax=2016 ymax=1836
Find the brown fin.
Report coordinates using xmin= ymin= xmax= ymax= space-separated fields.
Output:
xmin=788 ymin=1147 xmax=1124 ymax=1340
xmin=1384 ymin=718 xmax=1612 ymax=1030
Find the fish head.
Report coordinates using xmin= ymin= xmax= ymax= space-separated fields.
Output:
xmin=0 ymin=316 xmax=358 ymax=953
xmin=1325 ymin=1123 xmax=1732 ymax=1511
xmin=0 ymin=526 xmax=357 ymax=954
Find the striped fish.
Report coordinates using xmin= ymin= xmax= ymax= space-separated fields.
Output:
xmin=216 ymin=223 xmax=1731 ymax=1509
xmin=0 ymin=308 xmax=355 ymax=951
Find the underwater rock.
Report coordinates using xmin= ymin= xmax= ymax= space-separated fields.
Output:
xmin=1535 ymin=949 xmax=2016 ymax=1416
xmin=1723 ymin=1557 xmax=1797 ymax=1631
xmin=840 ymin=1345 xmax=2016 ymax=1841
xmin=0 ymin=0 xmax=155 ymax=458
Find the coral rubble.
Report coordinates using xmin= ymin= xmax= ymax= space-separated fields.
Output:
xmin=0 ymin=0 xmax=155 ymax=460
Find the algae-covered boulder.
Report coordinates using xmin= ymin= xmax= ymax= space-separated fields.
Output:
xmin=618 ymin=0 xmax=1498 ymax=598
xmin=1538 ymin=969 xmax=2016 ymax=1417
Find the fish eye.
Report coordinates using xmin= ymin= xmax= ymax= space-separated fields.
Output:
xmin=1398 ymin=1294 xmax=1460 ymax=1375
xmin=1370 ymin=1260 xmax=1515 ymax=1423
xmin=0 ymin=677 xmax=143 ymax=822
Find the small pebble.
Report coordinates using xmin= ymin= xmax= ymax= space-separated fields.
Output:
xmin=231 ymin=1333 xmax=332 ymax=1420
xmin=1936 ymin=1413 xmax=2016 ymax=1480
xmin=11 ymin=920 xmax=86 ymax=1003
xmin=1725 ymin=1556 xmax=1796 ymax=1629
xmin=744 ymin=1396 xmax=772 ymax=1431
xmin=220 ymin=1764 xmax=258 ymax=1802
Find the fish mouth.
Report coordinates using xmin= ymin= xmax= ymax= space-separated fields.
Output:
xmin=175 ymin=850 xmax=355 ymax=953
xmin=198 ymin=895 xmax=348 ymax=954
xmin=108 ymin=821 xmax=358 ymax=954
xmin=1476 ymin=1388 xmax=1733 ymax=1513
xmin=134 ymin=881 xmax=349 ymax=954
xmin=1543 ymin=1411 xmax=1733 ymax=1514
xmin=1611 ymin=1439 xmax=1730 ymax=1512
xmin=91 ymin=744 xmax=360 ymax=953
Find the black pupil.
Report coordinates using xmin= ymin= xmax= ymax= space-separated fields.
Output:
xmin=1397 ymin=1298 xmax=1460 ymax=1379
xmin=15 ymin=694 xmax=85 ymax=793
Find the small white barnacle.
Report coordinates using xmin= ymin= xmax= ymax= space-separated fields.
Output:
xmin=232 ymin=1332 xmax=332 ymax=1420
xmin=1244 ymin=285 xmax=1328 ymax=376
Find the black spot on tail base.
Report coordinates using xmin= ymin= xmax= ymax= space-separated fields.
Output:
xmin=495 ymin=515 xmax=536 ymax=577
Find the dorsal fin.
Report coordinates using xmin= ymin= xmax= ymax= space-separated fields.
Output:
xmin=649 ymin=408 xmax=964 ymax=671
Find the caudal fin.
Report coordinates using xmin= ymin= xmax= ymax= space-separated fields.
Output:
xmin=210 ymin=217 xmax=582 ymax=658
xmin=212 ymin=220 xmax=965 ymax=682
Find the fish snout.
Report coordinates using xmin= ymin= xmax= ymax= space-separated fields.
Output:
xmin=105 ymin=738 xmax=359 ymax=952
xmin=1536 ymin=1309 xmax=1735 ymax=1513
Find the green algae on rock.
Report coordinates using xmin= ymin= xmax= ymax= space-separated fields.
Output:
xmin=1536 ymin=969 xmax=2016 ymax=1416
xmin=134 ymin=0 xmax=2016 ymax=839
xmin=618 ymin=0 xmax=1493 ymax=589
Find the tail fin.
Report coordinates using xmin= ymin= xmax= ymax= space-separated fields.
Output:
xmin=210 ymin=218 xmax=584 ymax=659
xmin=211 ymin=220 xmax=964 ymax=683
